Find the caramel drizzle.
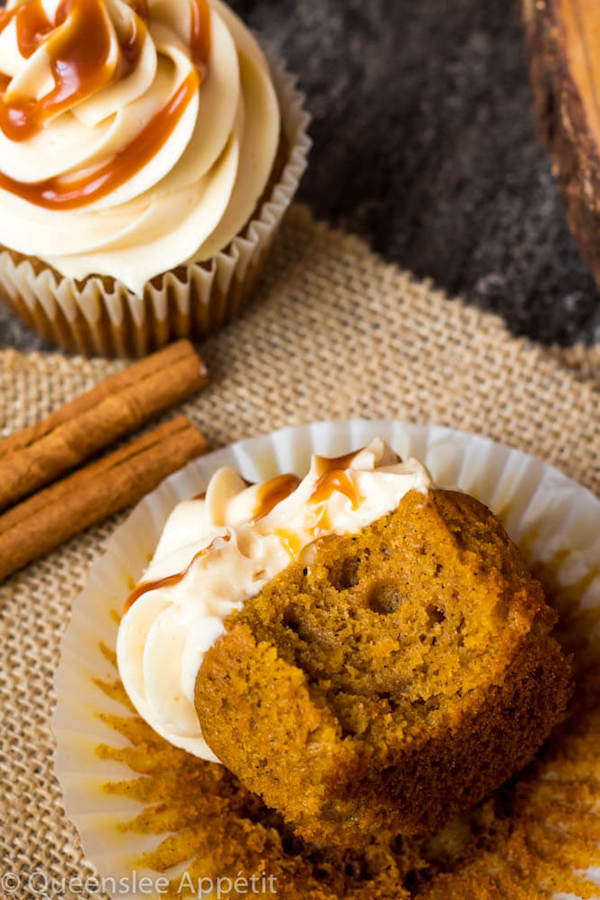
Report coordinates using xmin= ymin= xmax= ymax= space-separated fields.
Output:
xmin=0 ymin=0 xmax=211 ymax=209
xmin=128 ymin=0 xmax=149 ymax=21
xmin=274 ymin=528 xmax=303 ymax=558
xmin=313 ymin=449 xmax=361 ymax=472
xmin=128 ymin=453 xmax=367 ymax=611
xmin=308 ymin=468 xmax=363 ymax=534
xmin=309 ymin=470 xmax=362 ymax=510
xmin=8 ymin=0 xmax=53 ymax=58
xmin=0 ymin=70 xmax=199 ymax=209
xmin=253 ymin=453 xmax=366 ymax=530
xmin=124 ymin=532 xmax=229 ymax=612
xmin=0 ymin=0 xmax=133 ymax=143
xmin=189 ymin=0 xmax=211 ymax=76
xmin=252 ymin=473 xmax=301 ymax=521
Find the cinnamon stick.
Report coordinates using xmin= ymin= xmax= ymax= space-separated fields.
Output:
xmin=0 ymin=416 xmax=208 ymax=581
xmin=0 ymin=340 xmax=207 ymax=510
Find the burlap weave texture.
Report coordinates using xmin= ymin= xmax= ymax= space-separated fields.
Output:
xmin=1 ymin=203 xmax=599 ymax=899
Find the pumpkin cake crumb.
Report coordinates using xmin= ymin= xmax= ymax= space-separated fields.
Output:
xmin=95 ymin=506 xmax=600 ymax=899
xmin=195 ymin=488 xmax=572 ymax=845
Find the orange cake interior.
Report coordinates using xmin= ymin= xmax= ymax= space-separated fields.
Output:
xmin=195 ymin=487 xmax=573 ymax=845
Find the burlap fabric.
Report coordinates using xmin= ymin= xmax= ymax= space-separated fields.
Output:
xmin=1 ymin=203 xmax=600 ymax=900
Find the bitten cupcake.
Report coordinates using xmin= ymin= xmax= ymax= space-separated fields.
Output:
xmin=53 ymin=421 xmax=600 ymax=896
xmin=0 ymin=0 xmax=309 ymax=356
xmin=116 ymin=438 xmax=572 ymax=847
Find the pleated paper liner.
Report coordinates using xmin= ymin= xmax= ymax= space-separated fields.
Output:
xmin=53 ymin=420 xmax=600 ymax=899
xmin=0 ymin=58 xmax=311 ymax=358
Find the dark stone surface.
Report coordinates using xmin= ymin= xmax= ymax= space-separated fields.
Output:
xmin=2 ymin=0 xmax=600 ymax=351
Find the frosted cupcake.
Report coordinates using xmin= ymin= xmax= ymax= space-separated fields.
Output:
xmin=52 ymin=421 xmax=600 ymax=896
xmin=0 ymin=0 xmax=309 ymax=356
xmin=116 ymin=438 xmax=571 ymax=846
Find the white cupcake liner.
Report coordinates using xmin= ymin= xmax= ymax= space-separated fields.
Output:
xmin=52 ymin=420 xmax=600 ymax=898
xmin=0 ymin=56 xmax=311 ymax=358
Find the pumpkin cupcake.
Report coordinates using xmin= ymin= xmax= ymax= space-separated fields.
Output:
xmin=0 ymin=0 xmax=309 ymax=355
xmin=117 ymin=438 xmax=572 ymax=845
xmin=53 ymin=421 xmax=598 ymax=896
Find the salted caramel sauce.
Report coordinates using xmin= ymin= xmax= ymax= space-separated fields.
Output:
xmin=118 ymin=5 xmax=147 ymax=73
xmin=309 ymin=470 xmax=362 ymax=510
xmin=189 ymin=0 xmax=211 ymax=75
xmin=124 ymin=570 xmax=187 ymax=614
xmin=9 ymin=0 xmax=53 ymax=58
xmin=308 ymin=445 xmax=401 ymax=520
xmin=0 ymin=0 xmax=211 ymax=209
xmin=313 ymin=448 xmax=400 ymax=476
xmin=313 ymin=450 xmax=361 ymax=473
xmin=0 ymin=68 xmax=199 ymax=208
xmin=252 ymin=473 xmax=301 ymax=521
xmin=124 ymin=532 xmax=230 ymax=612
xmin=0 ymin=0 xmax=121 ymax=142
xmin=274 ymin=528 xmax=304 ymax=558
xmin=128 ymin=0 xmax=149 ymax=21
xmin=304 ymin=452 xmax=377 ymax=533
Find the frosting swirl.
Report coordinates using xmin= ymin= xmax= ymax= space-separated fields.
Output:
xmin=0 ymin=0 xmax=280 ymax=292
xmin=116 ymin=438 xmax=433 ymax=760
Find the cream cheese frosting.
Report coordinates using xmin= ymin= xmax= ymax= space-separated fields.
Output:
xmin=0 ymin=0 xmax=280 ymax=294
xmin=116 ymin=438 xmax=433 ymax=760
